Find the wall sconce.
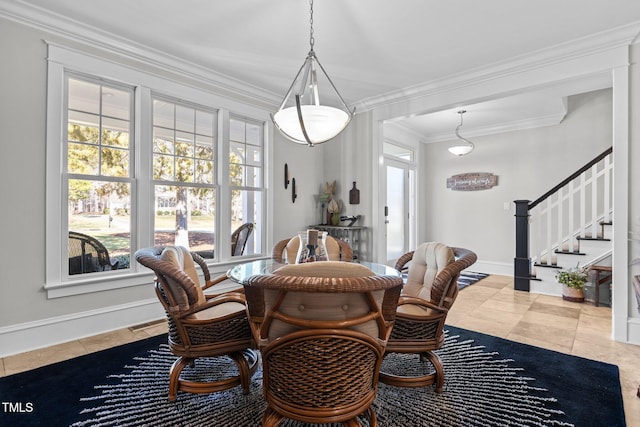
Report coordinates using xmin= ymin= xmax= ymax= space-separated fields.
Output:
xmin=291 ymin=178 xmax=297 ymax=203
xmin=284 ymin=163 xmax=290 ymax=189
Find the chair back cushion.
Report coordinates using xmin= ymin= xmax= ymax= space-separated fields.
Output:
xmin=159 ymin=246 xmax=206 ymax=310
xmin=263 ymin=261 xmax=382 ymax=340
xmin=274 ymin=261 xmax=373 ymax=278
xmin=403 ymin=242 xmax=455 ymax=302
xmin=282 ymin=235 xmax=342 ymax=263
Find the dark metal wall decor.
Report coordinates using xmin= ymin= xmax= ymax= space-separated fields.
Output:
xmin=284 ymin=163 xmax=290 ymax=189
xmin=446 ymin=173 xmax=498 ymax=191
xmin=349 ymin=181 xmax=360 ymax=204
xmin=291 ymin=177 xmax=297 ymax=203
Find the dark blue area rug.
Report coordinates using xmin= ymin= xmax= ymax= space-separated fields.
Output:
xmin=399 ymin=270 xmax=488 ymax=290
xmin=0 ymin=326 xmax=624 ymax=426
xmin=457 ymin=271 xmax=489 ymax=290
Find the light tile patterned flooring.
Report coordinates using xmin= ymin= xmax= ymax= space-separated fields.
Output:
xmin=1 ymin=275 xmax=639 ymax=425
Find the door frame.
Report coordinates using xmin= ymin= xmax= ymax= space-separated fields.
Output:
xmin=381 ymin=141 xmax=417 ymax=266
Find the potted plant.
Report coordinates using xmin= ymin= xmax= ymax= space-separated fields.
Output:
xmin=555 ymin=263 xmax=589 ymax=302
xmin=327 ymin=198 xmax=342 ymax=225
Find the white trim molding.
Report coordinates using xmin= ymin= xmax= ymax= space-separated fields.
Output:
xmin=0 ymin=298 xmax=164 ymax=358
xmin=0 ymin=0 xmax=280 ymax=109
xmin=357 ymin=22 xmax=640 ymax=112
xmin=471 ymin=260 xmax=513 ymax=277
xmin=628 ymin=318 xmax=640 ymax=345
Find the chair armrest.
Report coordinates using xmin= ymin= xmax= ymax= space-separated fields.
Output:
xmin=202 ymin=272 xmax=229 ymax=290
xmin=201 ymin=272 xmax=245 ymax=298
xmin=179 ymin=292 xmax=247 ymax=321
xmin=271 ymin=239 xmax=289 ymax=262
xmin=395 ymin=251 xmax=415 ymax=272
xmin=397 ymin=295 xmax=448 ymax=314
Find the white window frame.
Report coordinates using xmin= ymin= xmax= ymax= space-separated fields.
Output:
xmin=228 ymin=114 xmax=266 ymax=257
xmin=45 ymin=43 xmax=272 ymax=298
xmin=150 ymin=94 xmax=220 ymax=259
xmin=64 ymin=72 xmax=136 ymax=276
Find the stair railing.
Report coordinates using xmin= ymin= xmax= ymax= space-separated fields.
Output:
xmin=514 ymin=147 xmax=613 ymax=291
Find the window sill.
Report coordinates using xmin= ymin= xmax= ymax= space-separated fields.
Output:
xmin=44 ymin=254 xmax=270 ymax=299
xmin=44 ymin=271 xmax=154 ymax=299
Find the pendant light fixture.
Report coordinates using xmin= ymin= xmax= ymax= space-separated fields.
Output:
xmin=448 ymin=110 xmax=475 ymax=156
xmin=271 ymin=0 xmax=355 ymax=147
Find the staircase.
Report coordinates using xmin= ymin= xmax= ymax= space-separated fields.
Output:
xmin=532 ymin=220 xmax=612 ymax=300
xmin=514 ymin=147 xmax=613 ymax=301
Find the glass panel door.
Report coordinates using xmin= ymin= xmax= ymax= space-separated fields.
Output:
xmin=386 ymin=164 xmax=406 ymax=264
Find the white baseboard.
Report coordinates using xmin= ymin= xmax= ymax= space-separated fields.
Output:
xmin=627 ymin=317 xmax=640 ymax=345
xmin=471 ymin=260 xmax=512 ymax=276
xmin=0 ymin=298 xmax=165 ymax=358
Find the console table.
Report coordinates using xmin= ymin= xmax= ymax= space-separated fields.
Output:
xmin=309 ymin=225 xmax=367 ymax=260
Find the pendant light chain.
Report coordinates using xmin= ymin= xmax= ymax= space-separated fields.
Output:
xmin=457 ymin=109 xmax=466 ymax=131
xmin=309 ymin=0 xmax=315 ymax=52
xmin=271 ymin=0 xmax=354 ymax=146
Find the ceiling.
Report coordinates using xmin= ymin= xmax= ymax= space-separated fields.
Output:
xmin=4 ymin=0 xmax=640 ymax=141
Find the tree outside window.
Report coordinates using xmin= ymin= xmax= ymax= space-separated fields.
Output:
xmin=66 ymin=76 xmax=133 ymax=274
xmin=152 ymin=98 xmax=217 ymax=258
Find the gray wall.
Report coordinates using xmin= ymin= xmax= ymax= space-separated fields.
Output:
xmin=418 ymin=89 xmax=612 ymax=270
xmin=0 ymin=17 xmax=327 ymax=331
xmin=0 ymin=19 xmax=163 ymax=326
xmin=0 ymin=15 xmax=637 ymax=351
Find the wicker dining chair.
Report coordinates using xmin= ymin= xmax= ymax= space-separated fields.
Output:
xmin=231 ymin=222 xmax=254 ymax=256
xmin=68 ymin=231 xmax=119 ymax=274
xmin=379 ymin=242 xmax=477 ymax=392
xmin=271 ymin=233 xmax=353 ymax=263
xmin=244 ymin=261 xmax=403 ymax=426
xmin=135 ymin=246 xmax=259 ymax=401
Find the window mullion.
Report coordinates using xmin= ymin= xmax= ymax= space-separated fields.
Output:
xmin=136 ymin=86 xmax=153 ymax=256
xmin=218 ymin=109 xmax=232 ymax=261
xmin=45 ymin=58 xmax=66 ymax=284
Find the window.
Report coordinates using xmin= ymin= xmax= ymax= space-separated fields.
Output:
xmin=45 ymin=44 xmax=269 ymax=296
xmin=152 ymin=97 xmax=218 ymax=258
xmin=229 ymin=116 xmax=264 ymax=256
xmin=384 ymin=141 xmax=414 ymax=161
xmin=65 ymin=75 xmax=134 ymax=275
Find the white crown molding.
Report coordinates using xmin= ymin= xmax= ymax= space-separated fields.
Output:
xmin=355 ymin=21 xmax=640 ymax=112
xmin=420 ymin=112 xmax=568 ymax=144
xmin=3 ymin=1 xmax=638 ymax=112
xmin=383 ymin=121 xmax=428 ymax=143
xmin=0 ymin=0 xmax=281 ymax=109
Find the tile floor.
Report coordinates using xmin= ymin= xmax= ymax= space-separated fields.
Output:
xmin=1 ymin=275 xmax=639 ymax=425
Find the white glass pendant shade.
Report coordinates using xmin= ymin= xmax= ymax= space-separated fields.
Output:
xmin=271 ymin=0 xmax=354 ymax=148
xmin=273 ymin=105 xmax=350 ymax=145
xmin=448 ymin=144 xmax=474 ymax=156
xmin=272 ymin=52 xmax=354 ymax=146
xmin=448 ymin=110 xmax=475 ymax=156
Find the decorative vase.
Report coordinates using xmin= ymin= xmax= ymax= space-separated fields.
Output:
xmin=331 ymin=213 xmax=340 ymax=226
xmin=562 ymin=284 xmax=585 ymax=302
xmin=296 ymin=229 xmax=328 ymax=263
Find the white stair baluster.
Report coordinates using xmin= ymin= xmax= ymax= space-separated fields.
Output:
xmin=568 ymin=180 xmax=575 ymax=251
xmin=591 ymin=163 xmax=599 ymax=238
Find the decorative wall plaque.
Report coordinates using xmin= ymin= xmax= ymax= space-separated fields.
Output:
xmin=349 ymin=182 xmax=360 ymax=204
xmin=446 ymin=173 xmax=498 ymax=191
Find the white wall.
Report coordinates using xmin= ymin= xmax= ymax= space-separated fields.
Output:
xmin=0 ymin=19 xmax=164 ymax=327
xmin=1 ymin=13 xmax=638 ymax=354
xmin=271 ymin=132 xmax=326 ymax=241
xmin=419 ymin=89 xmax=612 ymax=273
xmin=0 ymin=17 xmax=329 ymax=356
xmin=627 ymin=44 xmax=640 ymax=333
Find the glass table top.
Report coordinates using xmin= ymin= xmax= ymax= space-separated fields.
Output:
xmin=227 ymin=259 xmax=400 ymax=283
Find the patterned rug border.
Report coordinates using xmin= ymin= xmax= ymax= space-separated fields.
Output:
xmin=69 ymin=329 xmax=610 ymax=427
xmin=0 ymin=326 xmax=624 ymax=427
